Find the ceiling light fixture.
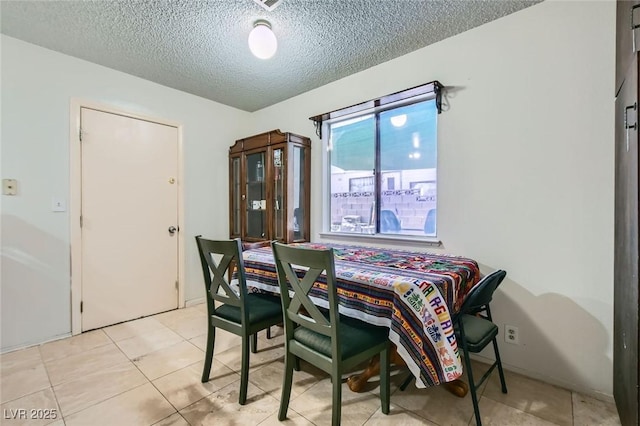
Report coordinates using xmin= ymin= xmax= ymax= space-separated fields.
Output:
xmin=248 ymin=20 xmax=277 ymax=60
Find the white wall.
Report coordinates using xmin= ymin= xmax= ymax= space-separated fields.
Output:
xmin=249 ymin=1 xmax=616 ymax=398
xmin=1 ymin=36 xmax=249 ymax=351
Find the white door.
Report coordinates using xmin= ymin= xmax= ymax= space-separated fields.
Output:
xmin=80 ymin=107 xmax=179 ymax=331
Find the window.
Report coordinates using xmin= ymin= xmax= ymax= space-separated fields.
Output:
xmin=312 ymin=82 xmax=442 ymax=238
xmin=349 ymin=176 xmax=374 ymax=192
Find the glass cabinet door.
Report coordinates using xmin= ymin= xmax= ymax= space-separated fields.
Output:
xmin=231 ymin=156 xmax=241 ymax=236
xmin=292 ymin=145 xmax=306 ymax=241
xmin=245 ymin=151 xmax=267 ymax=239
xmin=273 ymin=148 xmax=285 ymax=241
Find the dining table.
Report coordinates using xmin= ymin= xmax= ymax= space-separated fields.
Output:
xmin=240 ymin=242 xmax=481 ymax=394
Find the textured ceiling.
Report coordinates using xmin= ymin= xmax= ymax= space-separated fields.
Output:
xmin=1 ymin=0 xmax=540 ymax=112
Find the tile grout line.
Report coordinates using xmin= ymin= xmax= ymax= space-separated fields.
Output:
xmin=127 ymin=313 xmax=219 ymax=423
xmin=62 ymin=382 xmax=152 ymax=424
xmin=53 ymin=328 xmax=169 ymax=423
xmin=110 ymin=325 xmax=184 ymax=422
xmin=35 ymin=342 xmax=65 ymax=425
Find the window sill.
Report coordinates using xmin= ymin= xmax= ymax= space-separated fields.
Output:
xmin=317 ymin=232 xmax=442 ymax=247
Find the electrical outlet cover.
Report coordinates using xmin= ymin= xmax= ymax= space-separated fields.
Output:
xmin=505 ymin=325 xmax=519 ymax=344
xmin=52 ymin=198 xmax=67 ymax=212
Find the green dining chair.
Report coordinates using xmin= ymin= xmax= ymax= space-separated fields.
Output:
xmin=195 ymin=236 xmax=283 ymax=405
xmin=400 ymin=269 xmax=508 ymax=425
xmin=271 ymin=241 xmax=390 ymax=426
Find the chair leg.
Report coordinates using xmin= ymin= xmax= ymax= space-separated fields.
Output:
xmin=380 ymin=346 xmax=390 ymax=414
xmin=201 ymin=325 xmax=215 ymax=383
xmin=492 ymin=338 xmax=508 ymax=394
xmin=251 ymin=333 xmax=258 ymax=354
xmin=278 ymin=352 xmax=295 ymax=421
xmin=462 ymin=349 xmax=482 ymax=426
xmin=331 ymin=367 xmax=342 ymax=426
xmin=239 ymin=335 xmax=250 ymax=405
xmin=399 ymin=373 xmax=414 ymax=391
xmin=266 ymin=327 xmax=272 ymax=339
xmin=293 ymin=356 xmax=300 ymax=371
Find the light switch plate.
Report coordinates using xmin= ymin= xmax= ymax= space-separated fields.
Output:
xmin=52 ymin=198 xmax=67 ymax=212
xmin=2 ymin=179 xmax=17 ymax=195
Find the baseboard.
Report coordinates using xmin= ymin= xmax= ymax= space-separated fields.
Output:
xmin=185 ymin=297 xmax=206 ymax=307
xmin=470 ymin=353 xmax=614 ymax=404
xmin=0 ymin=332 xmax=72 ymax=355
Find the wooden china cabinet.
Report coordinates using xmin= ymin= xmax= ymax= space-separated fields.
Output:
xmin=229 ymin=129 xmax=311 ymax=244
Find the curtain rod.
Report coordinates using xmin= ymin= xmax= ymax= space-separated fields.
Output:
xmin=309 ymin=81 xmax=444 ymax=138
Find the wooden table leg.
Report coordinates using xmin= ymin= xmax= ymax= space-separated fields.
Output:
xmin=346 ymin=355 xmax=377 ymax=392
xmin=346 ymin=344 xmax=468 ymax=398
xmin=442 ymin=379 xmax=469 ymax=397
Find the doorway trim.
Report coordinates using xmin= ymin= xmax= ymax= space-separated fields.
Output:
xmin=69 ymin=99 xmax=185 ymax=335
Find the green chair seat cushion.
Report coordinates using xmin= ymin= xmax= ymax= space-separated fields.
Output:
xmin=214 ymin=293 xmax=282 ymax=324
xmin=293 ymin=315 xmax=388 ymax=360
xmin=458 ymin=314 xmax=498 ymax=352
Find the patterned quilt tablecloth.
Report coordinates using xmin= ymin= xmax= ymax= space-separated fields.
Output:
xmin=242 ymin=243 xmax=480 ymax=387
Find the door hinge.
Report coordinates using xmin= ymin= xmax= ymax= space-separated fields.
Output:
xmin=79 ymin=128 xmax=83 ymax=142
xmin=80 ymin=215 xmax=83 ymax=227
xmin=626 ymin=102 xmax=638 ymax=152
xmin=80 ymin=301 xmax=83 ymax=313
xmin=175 ymin=280 xmax=179 ymax=290
xmin=625 ymin=103 xmax=637 ymax=131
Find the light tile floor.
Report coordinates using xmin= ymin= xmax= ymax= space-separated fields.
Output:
xmin=0 ymin=305 xmax=621 ymax=426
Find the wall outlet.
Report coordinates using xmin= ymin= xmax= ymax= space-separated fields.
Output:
xmin=505 ymin=325 xmax=519 ymax=345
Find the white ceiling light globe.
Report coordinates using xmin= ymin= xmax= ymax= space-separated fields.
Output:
xmin=248 ymin=21 xmax=277 ymax=59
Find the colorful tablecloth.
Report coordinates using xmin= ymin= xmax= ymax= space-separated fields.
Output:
xmin=242 ymin=242 xmax=480 ymax=387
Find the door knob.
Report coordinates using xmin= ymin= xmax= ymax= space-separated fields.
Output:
xmin=168 ymin=226 xmax=177 ymax=235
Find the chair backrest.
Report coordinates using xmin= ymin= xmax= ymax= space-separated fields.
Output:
xmin=195 ymin=236 xmax=248 ymax=314
xmin=271 ymin=242 xmax=341 ymax=342
xmin=423 ymin=209 xmax=436 ymax=235
xmin=458 ymin=269 xmax=506 ymax=316
xmin=380 ymin=210 xmax=401 ymax=232
xmin=293 ymin=208 xmax=303 ymax=229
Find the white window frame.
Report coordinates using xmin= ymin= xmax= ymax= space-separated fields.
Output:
xmin=318 ymin=89 xmax=442 ymax=245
